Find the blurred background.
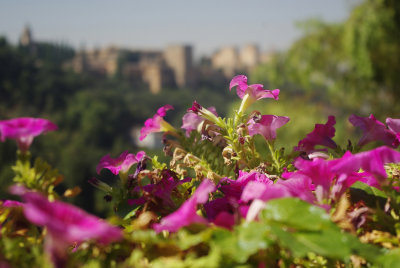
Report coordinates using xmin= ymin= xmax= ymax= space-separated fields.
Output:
xmin=1 ymin=0 xmax=399 ymax=215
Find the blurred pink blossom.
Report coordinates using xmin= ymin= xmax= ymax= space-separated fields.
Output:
xmin=294 ymin=116 xmax=337 ymax=154
xmin=96 ymin=150 xmax=145 ymax=175
xmin=139 ymin=104 xmax=174 ymax=141
xmin=386 ymin=117 xmax=400 ymax=145
xmin=182 ymin=106 xmax=217 ymax=136
xmin=247 ymin=115 xmax=289 ymax=141
xmin=11 ymin=185 xmax=122 ymax=266
xmin=229 ymin=75 xmax=279 ymax=100
xmin=349 ymin=114 xmax=398 ymax=148
xmin=0 ymin=117 xmax=57 ymax=152
xmin=153 ymin=179 xmax=215 ymax=233
xmin=331 ymin=146 xmax=400 ymax=180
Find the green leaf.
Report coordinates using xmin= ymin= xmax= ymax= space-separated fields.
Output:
xmin=351 ymin=181 xmax=387 ymax=198
xmin=123 ymin=206 xmax=140 ymax=220
xmin=130 ymin=230 xmax=161 ymax=244
xmin=259 ymin=198 xmax=331 ymax=231
xmin=177 ymin=228 xmax=212 ymax=250
xmin=376 ymin=249 xmax=400 ymax=268
xmin=211 ymin=223 xmax=272 ymax=264
xmin=259 ymin=198 xmax=381 ymax=262
xmin=350 ymin=181 xmax=387 ymax=209
xmin=236 ymin=222 xmax=271 ymax=257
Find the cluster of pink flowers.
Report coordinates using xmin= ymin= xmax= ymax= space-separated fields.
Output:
xmin=8 ymin=185 xmax=122 ymax=266
xmin=2 ymin=73 xmax=400 ymax=266
xmin=132 ymin=74 xmax=400 ymax=234
xmin=148 ymin=145 xmax=400 ymax=233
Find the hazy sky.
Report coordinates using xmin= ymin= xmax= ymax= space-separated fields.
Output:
xmin=0 ymin=0 xmax=360 ymax=58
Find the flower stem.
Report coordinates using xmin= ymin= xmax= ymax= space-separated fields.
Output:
xmin=267 ymin=141 xmax=280 ymax=171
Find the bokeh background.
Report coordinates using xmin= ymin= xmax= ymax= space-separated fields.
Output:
xmin=1 ymin=0 xmax=399 ymax=215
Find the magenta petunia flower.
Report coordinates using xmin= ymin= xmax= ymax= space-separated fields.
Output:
xmin=229 ymin=75 xmax=280 ymax=101
xmin=386 ymin=117 xmax=400 ymax=145
xmin=283 ymin=146 xmax=400 ymax=204
xmin=11 ymin=185 xmax=122 ymax=265
xmin=241 ymin=181 xmax=292 ymax=203
xmin=139 ymin=104 xmax=175 ymax=141
xmin=275 ymin=177 xmax=316 ymax=204
xmin=2 ymin=200 xmax=24 ymax=208
xmin=128 ymin=176 xmax=192 ymax=209
xmin=0 ymin=117 xmax=57 ymax=153
xmin=247 ymin=115 xmax=290 ymax=141
xmin=283 ymin=157 xmax=337 ymax=203
xmin=386 ymin=118 xmax=400 ymax=133
xmin=349 ymin=114 xmax=398 ymax=148
xmin=182 ymin=106 xmax=217 ymax=136
xmin=294 ymin=116 xmax=337 ymax=153
xmin=201 ymin=171 xmax=274 ymax=229
xmin=213 ymin=211 xmax=235 ymax=230
xmin=96 ymin=150 xmax=146 ymax=175
xmin=153 ymin=179 xmax=215 ymax=233
xmin=331 ymin=146 xmax=400 ymax=180
xmin=243 ymin=177 xmax=318 ymax=222
xmin=218 ymin=170 xmax=273 ymax=200
xmin=204 ymin=197 xmax=232 ymax=221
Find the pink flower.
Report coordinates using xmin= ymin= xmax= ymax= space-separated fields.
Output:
xmin=96 ymin=150 xmax=146 ymax=175
xmin=241 ymin=181 xmax=293 ymax=203
xmin=283 ymin=146 xmax=400 ymax=204
xmin=0 ymin=117 xmax=57 ymax=153
xmin=153 ymin=179 xmax=215 ymax=233
xmin=213 ymin=211 xmax=235 ymax=230
xmin=129 ymin=176 xmax=192 ymax=209
xmin=294 ymin=116 xmax=337 ymax=153
xmin=331 ymin=146 xmax=400 ymax=180
xmin=139 ymin=105 xmax=175 ymax=141
xmin=2 ymin=200 xmax=24 ymax=207
xmin=386 ymin=117 xmax=400 ymax=145
xmin=275 ymin=177 xmax=316 ymax=203
xmin=284 ymin=158 xmax=335 ymax=203
xmin=247 ymin=115 xmax=290 ymax=141
xmin=202 ymin=171 xmax=273 ymax=229
xmin=11 ymin=185 xmax=122 ymax=266
xmin=349 ymin=114 xmax=398 ymax=148
xmin=229 ymin=75 xmax=280 ymax=101
xmin=182 ymin=106 xmax=218 ymax=136
xmin=219 ymin=170 xmax=273 ymax=200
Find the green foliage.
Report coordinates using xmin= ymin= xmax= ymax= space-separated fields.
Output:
xmin=0 ymin=236 xmax=50 ymax=268
xmin=112 ymin=198 xmax=385 ymax=266
xmin=1 ymin=1 xmax=400 ymax=266
xmin=260 ymin=198 xmax=380 ymax=262
xmin=252 ymin=0 xmax=400 ymax=117
xmin=0 ymin=36 xmax=233 ymax=214
xmin=12 ymin=152 xmax=62 ymax=199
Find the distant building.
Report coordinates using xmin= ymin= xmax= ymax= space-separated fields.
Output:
xmin=240 ymin=44 xmax=260 ymax=70
xmin=19 ymin=25 xmax=36 ymax=54
xmin=20 ymin=25 xmax=34 ymax=46
xmin=211 ymin=46 xmax=239 ymax=77
xmin=164 ymin=45 xmax=193 ymax=88
xmin=21 ymin=27 xmax=273 ymax=93
xmin=66 ymin=45 xmax=193 ymax=93
xmin=211 ymin=44 xmax=264 ymax=77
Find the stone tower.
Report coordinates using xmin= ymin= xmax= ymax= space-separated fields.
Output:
xmin=240 ymin=44 xmax=260 ymax=69
xmin=164 ymin=45 xmax=193 ymax=88
xmin=211 ymin=46 xmax=239 ymax=77
xmin=20 ymin=26 xmax=34 ymax=47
